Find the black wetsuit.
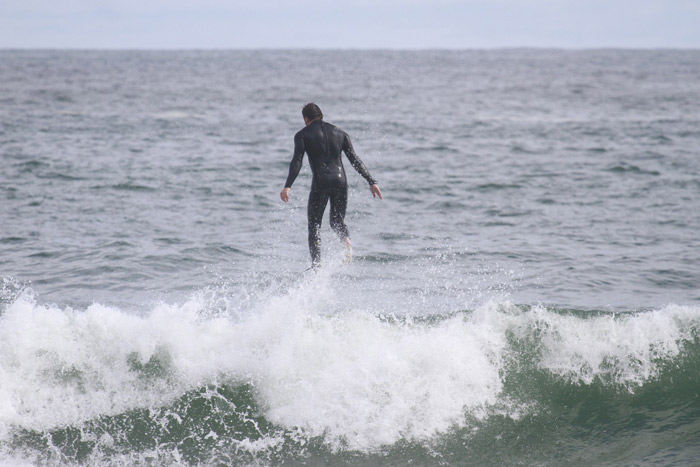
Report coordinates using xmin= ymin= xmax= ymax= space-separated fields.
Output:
xmin=284 ymin=120 xmax=377 ymax=267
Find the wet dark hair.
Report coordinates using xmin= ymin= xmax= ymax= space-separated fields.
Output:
xmin=302 ymin=103 xmax=323 ymax=121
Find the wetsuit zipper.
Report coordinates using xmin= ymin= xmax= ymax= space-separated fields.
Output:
xmin=321 ymin=121 xmax=329 ymax=157
xmin=320 ymin=121 xmax=340 ymax=179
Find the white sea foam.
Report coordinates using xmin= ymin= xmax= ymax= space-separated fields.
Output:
xmin=1 ymin=279 xmax=699 ymax=455
xmin=515 ymin=304 xmax=700 ymax=387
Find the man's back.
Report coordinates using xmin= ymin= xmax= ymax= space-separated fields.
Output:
xmin=287 ymin=119 xmax=376 ymax=189
xmin=294 ymin=120 xmax=350 ymax=185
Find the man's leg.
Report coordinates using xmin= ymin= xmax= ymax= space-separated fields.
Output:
xmin=329 ymin=183 xmax=349 ymax=240
xmin=329 ymin=184 xmax=352 ymax=263
xmin=307 ymin=187 xmax=330 ymax=268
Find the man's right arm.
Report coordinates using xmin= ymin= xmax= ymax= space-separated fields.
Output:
xmin=284 ymin=132 xmax=305 ymax=188
xmin=281 ymin=132 xmax=305 ymax=202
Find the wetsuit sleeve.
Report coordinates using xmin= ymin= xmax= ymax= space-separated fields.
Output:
xmin=342 ymin=133 xmax=377 ymax=186
xmin=284 ymin=132 xmax=305 ymax=188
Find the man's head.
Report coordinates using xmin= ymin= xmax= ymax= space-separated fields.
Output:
xmin=302 ymin=103 xmax=323 ymax=125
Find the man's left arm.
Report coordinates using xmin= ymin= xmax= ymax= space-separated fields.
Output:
xmin=343 ymin=134 xmax=378 ymax=184
xmin=343 ymin=134 xmax=382 ymax=199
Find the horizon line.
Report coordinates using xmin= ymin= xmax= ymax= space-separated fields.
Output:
xmin=2 ymin=46 xmax=700 ymax=52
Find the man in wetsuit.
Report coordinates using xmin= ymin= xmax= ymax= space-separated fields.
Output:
xmin=280 ymin=103 xmax=382 ymax=268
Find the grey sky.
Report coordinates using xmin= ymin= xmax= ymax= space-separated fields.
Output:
xmin=2 ymin=0 xmax=699 ymax=49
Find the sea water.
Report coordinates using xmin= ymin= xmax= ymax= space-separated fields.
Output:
xmin=1 ymin=49 xmax=700 ymax=465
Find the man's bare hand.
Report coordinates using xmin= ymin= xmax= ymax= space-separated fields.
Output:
xmin=280 ymin=187 xmax=290 ymax=202
xmin=370 ymin=184 xmax=383 ymax=200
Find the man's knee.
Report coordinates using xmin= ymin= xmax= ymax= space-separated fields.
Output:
xmin=308 ymin=222 xmax=321 ymax=239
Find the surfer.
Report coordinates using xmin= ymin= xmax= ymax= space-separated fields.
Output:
xmin=280 ymin=103 xmax=382 ymax=269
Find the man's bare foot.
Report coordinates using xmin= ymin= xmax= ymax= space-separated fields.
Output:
xmin=342 ymin=238 xmax=353 ymax=264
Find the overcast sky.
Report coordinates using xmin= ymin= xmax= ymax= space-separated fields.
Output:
xmin=2 ymin=0 xmax=699 ymax=49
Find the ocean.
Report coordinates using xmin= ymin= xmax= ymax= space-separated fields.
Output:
xmin=1 ymin=49 xmax=700 ymax=465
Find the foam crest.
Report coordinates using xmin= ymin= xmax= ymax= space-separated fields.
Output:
xmin=0 ymin=295 xmax=195 ymax=432
xmin=250 ymin=309 xmax=506 ymax=450
xmin=507 ymin=303 xmax=700 ymax=387
xmin=208 ymin=273 xmax=510 ymax=450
